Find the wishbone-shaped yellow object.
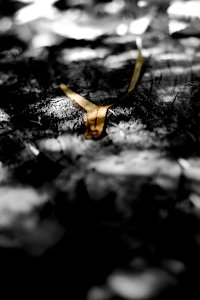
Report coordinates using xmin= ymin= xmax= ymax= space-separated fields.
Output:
xmin=60 ymin=49 xmax=144 ymax=139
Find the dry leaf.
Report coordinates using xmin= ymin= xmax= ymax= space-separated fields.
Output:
xmin=60 ymin=49 xmax=144 ymax=139
xmin=128 ymin=50 xmax=144 ymax=93
xmin=111 ymin=48 xmax=144 ymax=106
xmin=60 ymin=83 xmax=111 ymax=139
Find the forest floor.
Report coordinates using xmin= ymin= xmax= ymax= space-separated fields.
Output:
xmin=1 ymin=0 xmax=200 ymax=299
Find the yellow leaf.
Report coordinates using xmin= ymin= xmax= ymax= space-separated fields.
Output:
xmin=127 ymin=50 xmax=144 ymax=93
xmin=84 ymin=106 xmax=111 ymax=139
xmin=60 ymin=83 xmax=111 ymax=139
xmin=59 ymin=83 xmax=97 ymax=111
xmin=60 ymin=49 xmax=144 ymax=139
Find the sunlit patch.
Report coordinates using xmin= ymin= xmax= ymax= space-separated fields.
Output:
xmin=191 ymin=63 xmax=200 ymax=72
xmin=180 ymin=158 xmax=200 ymax=180
xmin=15 ymin=0 xmax=58 ymax=24
xmin=157 ymin=85 xmax=189 ymax=103
xmin=31 ymin=33 xmax=58 ymax=48
xmin=179 ymin=37 xmax=200 ymax=49
xmin=61 ymin=48 xmax=96 ymax=61
xmin=0 ymin=187 xmax=47 ymax=226
xmin=104 ymin=34 xmax=137 ymax=44
xmin=129 ymin=17 xmax=151 ymax=35
xmin=100 ymin=0 xmax=125 ymax=15
xmin=155 ymin=52 xmax=190 ymax=61
xmin=26 ymin=143 xmax=40 ymax=156
xmin=137 ymin=0 xmax=148 ymax=8
xmin=190 ymin=193 xmax=200 ymax=209
xmin=0 ymin=109 xmax=10 ymax=122
xmin=52 ymin=8 xmax=126 ymax=40
xmin=89 ymin=150 xmax=181 ymax=178
xmin=147 ymin=64 xmax=200 ymax=78
xmin=38 ymin=138 xmax=62 ymax=153
xmin=168 ymin=19 xmax=188 ymax=35
xmin=140 ymin=42 xmax=181 ymax=58
xmin=167 ymin=0 xmax=200 ymax=19
xmin=52 ymin=21 xmax=104 ymax=40
xmin=161 ymin=95 xmax=176 ymax=103
xmin=59 ymin=47 xmax=109 ymax=63
xmin=18 ymin=0 xmax=33 ymax=3
xmin=107 ymin=121 xmax=153 ymax=147
xmin=129 ymin=7 xmax=157 ymax=35
xmin=108 ymin=269 xmax=177 ymax=299
xmin=15 ymin=0 xmax=155 ymax=42
xmin=0 ymin=17 xmax=12 ymax=33
xmin=116 ymin=23 xmax=128 ymax=36
xmin=178 ymin=158 xmax=191 ymax=170
xmin=104 ymin=50 xmax=138 ymax=69
xmin=41 ymin=96 xmax=76 ymax=119
xmin=64 ymin=8 xmax=81 ymax=22
xmin=38 ymin=134 xmax=94 ymax=157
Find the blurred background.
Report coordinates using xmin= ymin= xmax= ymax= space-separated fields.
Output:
xmin=0 ymin=0 xmax=190 ymax=58
xmin=1 ymin=0 xmax=200 ymax=69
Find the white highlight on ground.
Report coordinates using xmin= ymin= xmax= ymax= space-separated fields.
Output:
xmin=167 ymin=0 xmax=200 ymax=19
xmin=15 ymin=0 xmax=58 ymax=24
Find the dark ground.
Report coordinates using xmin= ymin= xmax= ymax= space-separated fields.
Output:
xmin=1 ymin=0 xmax=200 ymax=299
